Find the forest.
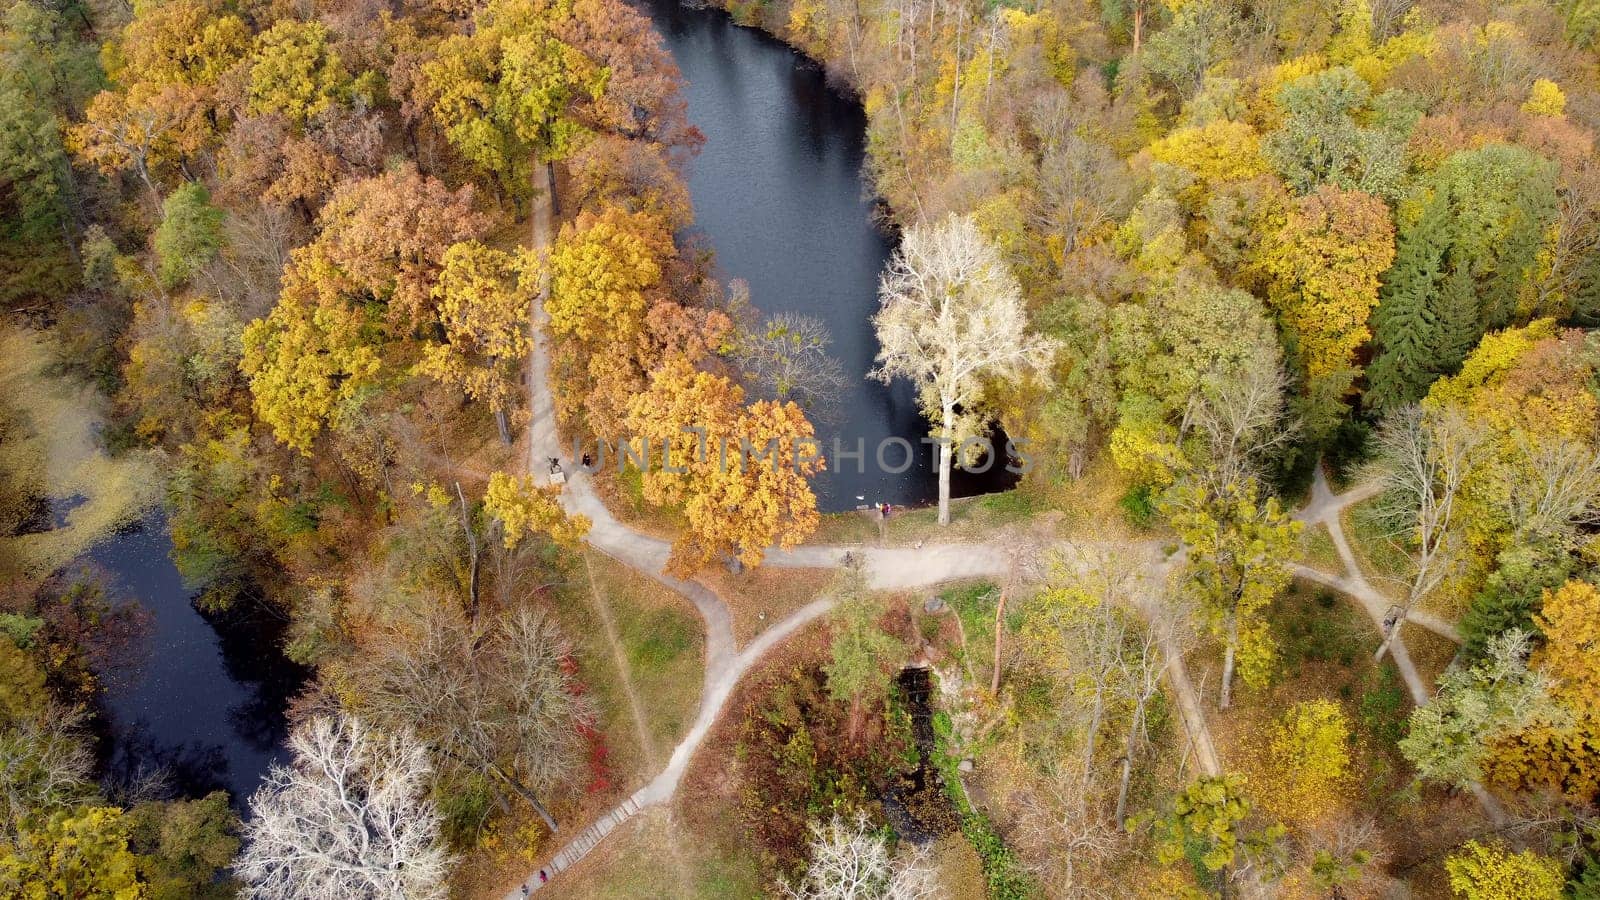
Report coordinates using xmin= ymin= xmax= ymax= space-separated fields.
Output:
xmin=4 ymin=0 xmax=1600 ymax=893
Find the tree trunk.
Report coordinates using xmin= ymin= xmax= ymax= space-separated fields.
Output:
xmin=455 ymin=482 xmax=481 ymax=621
xmin=1220 ymin=634 xmax=1236 ymax=710
xmin=989 ymin=587 xmax=1007 ymax=695
xmin=1114 ymin=753 xmax=1134 ymax=827
xmin=491 ymin=763 xmax=560 ymax=833
xmin=546 ymin=159 xmax=560 ymax=217
xmin=937 ymin=400 xmax=954 ymax=526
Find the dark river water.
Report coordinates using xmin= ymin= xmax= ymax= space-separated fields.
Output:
xmin=642 ymin=0 xmax=1016 ymax=512
xmin=76 ymin=511 xmax=305 ymax=805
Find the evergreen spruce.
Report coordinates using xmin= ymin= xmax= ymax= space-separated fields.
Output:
xmin=1366 ymin=196 xmax=1451 ymax=412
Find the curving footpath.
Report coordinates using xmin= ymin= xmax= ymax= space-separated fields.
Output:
xmin=503 ymin=175 xmax=1480 ymax=894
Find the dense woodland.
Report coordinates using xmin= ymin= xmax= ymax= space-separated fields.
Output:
xmin=5 ymin=0 xmax=1600 ymax=892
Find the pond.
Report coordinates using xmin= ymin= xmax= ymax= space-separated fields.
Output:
xmin=71 ymin=510 xmax=306 ymax=805
xmin=642 ymin=0 xmax=1018 ymax=512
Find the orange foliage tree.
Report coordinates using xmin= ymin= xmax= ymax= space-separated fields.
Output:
xmin=624 ymin=356 xmax=822 ymax=575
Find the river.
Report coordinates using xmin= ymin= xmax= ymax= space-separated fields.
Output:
xmin=641 ymin=0 xmax=1017 ymax=512
xmin=75 ymin=510 xmax=306 ymax=805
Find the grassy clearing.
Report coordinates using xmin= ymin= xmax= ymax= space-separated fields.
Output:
xmin=0 ymin=327 xmax=157 ymax=576
xmin=582 ymin=551 xmax=705 ymax=755
xmin=697 ymin=565 xmax=833 ymax=646
xmin=1343 ymin=498 xmax=1414 ymax=591
xmin=808 ymin=463 xmax=1153 ymax=550
xmin=1296 ymin=522 xmax=1342 ymax=573
xmin=459 ymin=550 xmax=710 ymax=898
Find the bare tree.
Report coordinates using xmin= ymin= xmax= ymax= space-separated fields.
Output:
xmin=1033 ymin=135 xmax=1135 ymax=258
xmin=1183 ymin=346 xmax=1296 ymax=492
xmin=342 ymin=606 xmax=593 ymax=833
xmin=1365 ymin=405 xmax=1480 ymax=656
xmin=872 ymin=214 xmax=1058 ymax=525
xmin=237 ymin=715 xmax=453 ymax=900
xmin=1509 ymin=433 xmax=1600 ymax=540
xmin=1013 ymin=548 xmax=1173 ymax=891
xmin=734 ymin=312 xmax=848 ymax=419
xmin=0 ymin=710 xmax=94 ymax=840
xmin=779 ymin=811 xmax=944 ymax=900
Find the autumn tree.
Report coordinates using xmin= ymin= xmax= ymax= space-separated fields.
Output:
xmin=1489 ymin=580 xmax=1600 ymax=798
xmin=482 ymin=471 xmax=589 ymax=550
xmin=1151 ymin=774 xmax=1284 ymax=887
xmin=309 ymin=166 xmax=495 ymax=329
xmin=420 ymin=0 xmax=605 ymax=201
xmin=239 ymin=269 xmax=381 ymax=454
xmin=70 ymin=0 xmax=246 ymax=204
xmin=246 ymin=21 xmax=351 ymax=127
xmin=545 ymin=204 xmax=668 ymax=346
xmin=1163 ymin=477 xmax=1299 ymax=709
xmin=544 ymin=204 xmax=672 ymax=434
xmin=0 ymin=1 xmax=83 ymax=306
xmin=1254 ymin=186 xmax=1394 ymax=441
xmin=1019 ymin=547 xmax=1168 ymax=862
xmin=237 ymin=715 xmax=453 ymax=899
xmin=872 ymin=214 xmax=1056 ymax=525
xmin=624 ymin=355 xmax=822 ymax=574
xmin=823 ymin=556 xmax=902 ymax=744
xmin=417 ymin=242 xmax=533 ymax=442
xmin=0 ymin=806 xmax=145 ymax=897
xmin=1444 ymin=841 xmax=1563 ymax=900
xmin=242 ymin=168 xmax=493 ymax=452
xmin=1261 ymin=700 xmax=1350 ymax=824
xmin=1365 ymin=405 xmax=1481 ymax=654
xmin=733 ymin=312 xmax=847 ymax=416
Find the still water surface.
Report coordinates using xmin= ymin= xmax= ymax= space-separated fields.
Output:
xmin=643 ymin=0 xmax=1017 ymax=511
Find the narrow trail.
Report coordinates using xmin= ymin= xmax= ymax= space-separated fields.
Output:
xmin=579 ymin=553 xmax=660 ymax=767
xmin=506 ymin=172 xmax=1472 ymax=894
xmin=1292 ymin=469 xmax=1505 ymax=824
xmin=1291 ymin=469 xmax=1443 ymax=706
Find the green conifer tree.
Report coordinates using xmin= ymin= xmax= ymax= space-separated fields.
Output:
xmin=1366 ymin=196 xmax=1451 ymax=412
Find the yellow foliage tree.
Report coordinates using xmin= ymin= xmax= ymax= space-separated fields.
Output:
xmin=1444 ymin=841 xmax=1563 ymax=900
xmin=417 ymin=242 xmax=533 ymax=442
xmin=545 ymin=204 xmax=669 ymax=347
xmin=1257 ymin=186 xmax=1394 ymax=381
xmin=0 ymin=806 xmax=145 ymax=898
xmin=239 ymin=263 xmax=382 ymax=455
xmin=247 ymin=20 xmax=351 ymax=126
xmin=482 ymin=472 xmax=590 ymax=550
xmin=624 ymin=355 xmax=821 ymax=574
xmin=1261 ymin=699 xmax=1350 ymax=823
xmin=1523 ymin=79 xmax=1566 ymax=117
xmin=1489 ymin=580 xmax=1600 ymax=798
xmin=1146 ymin=119 xmax=1265 ymax=208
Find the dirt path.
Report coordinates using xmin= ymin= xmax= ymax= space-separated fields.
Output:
xmin=505 ymin=176 xmax=1222 ymax=895
xmin=1292 ymin=470 xmax=1505 ymax=824
xmin=579 ymin=554 xmax=660 ymax=767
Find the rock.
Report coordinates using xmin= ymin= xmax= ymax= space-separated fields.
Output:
xmin=923 ymin=596 xmax=946 ymax=614
xmin=957 ymin=759 xmax=974 ymax=774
